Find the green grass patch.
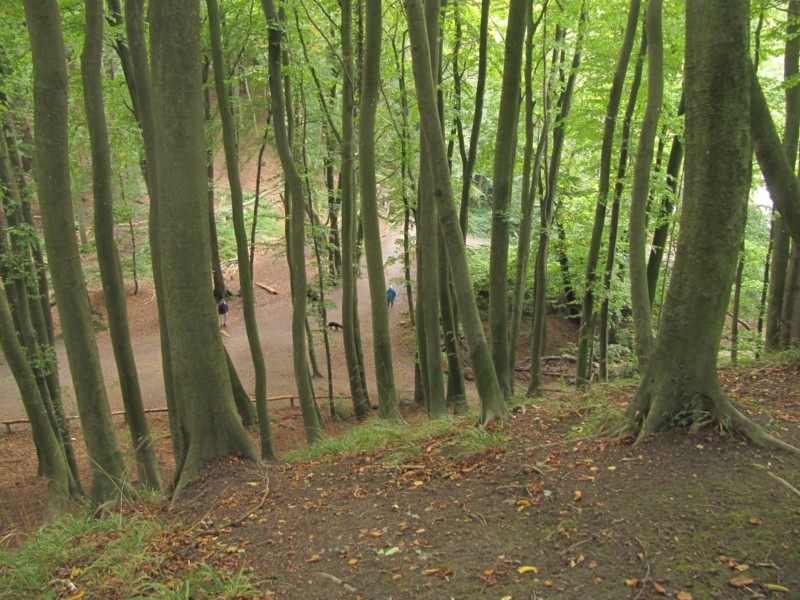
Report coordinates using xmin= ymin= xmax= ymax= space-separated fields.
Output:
xmin=0 ymin=509 xmax=261 ymax=599
xmin=282 ymin=409 xmax=522 ymax=465
xmin=282 ymin=414 xmax=460 ymax=463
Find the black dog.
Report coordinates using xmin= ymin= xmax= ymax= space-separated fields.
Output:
xmin=327 ymin=321 xmax=343 ymax=331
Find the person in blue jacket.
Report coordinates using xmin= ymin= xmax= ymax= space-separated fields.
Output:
xmin=386 ymin=284 xmax=397 ymax=307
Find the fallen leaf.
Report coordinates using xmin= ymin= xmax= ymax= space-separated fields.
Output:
xmin=749 ymin=516 xmax=763 ymax=526
xmin=588 ymin=560 xmax=598 ymax=569
xmin=573 ymin=490 xmax=582 ymax=502
xmin=607 ymin=465 xmax=617 ymax=471
xmin=763 ymin=583 xmax=790 ymax=593
xmin=392 ymin=574 xmax=403 ymax=581
xmin=306 ymin=554 xmax=322 ymax=563
xmin=246 ymin=481 xmax=260 ymax=487
xmin=517 ymin=565 xmax=538 ymax=574
xmin=734 ymin=564 xmax=750 ymax=571
xmin=66 ymin=592 xmax=86 ymax=600
xmin=424 ymin=567 xmax=453 ymax=578
xmin=652 ymin=581 xmax=667 ymax=594
xmin=676 ymin=592 xmax=693 ymax=600
xmin=625 ymin=578 xmax=639 ymax=588
xmin=347 ymin=559 xmax=358 ymax=566
xmin=729 ymin=576 xmax=755 ymax=587
xmin=70 ymin=566 xmax=83 ymax=580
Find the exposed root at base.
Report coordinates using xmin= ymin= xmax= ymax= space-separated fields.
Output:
xmin=634 ymin=390 xmax=800 ymax=456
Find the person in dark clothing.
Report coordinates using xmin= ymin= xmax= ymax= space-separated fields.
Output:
xmin=218 ymin=298 xmax=229 ymax=327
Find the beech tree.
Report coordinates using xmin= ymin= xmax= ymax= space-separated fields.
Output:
xmin=0 ymin=288 xmax=71 ymax=518
xmin=627 ymin=0 xmax=663 ymax=375
xmin=575 ymin=0 xmax=641 ymax=388
xmin=261 ymin=0 xmax=323 ymax=443
xmin=339 ymin=0 xmax=370 ymax=420
xmin=150 ymin=0 xmax=260 ymax=494
xmin=629 ymin=0 xmax=798 ymax=455
xmin=488 ymin=0 xmax=528 ymax=399
xmin=206 ymin=0 xmax=275 ymax=459
xmin=23 ymin=0 xmax=129 ymax=505
xmin=404 ymin=0 xmax=508 ymax=424
xmin=82 ymin=0 xmax=160 ymax=490
xmin=359 ymin=0 xmax=401 ymax=421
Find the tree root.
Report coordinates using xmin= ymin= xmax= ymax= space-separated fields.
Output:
xmin=634 ymin=388 xmax=800 ymax=456
xmin=710 ymin=391 xmax=800 ymax=456
xmin=752 ymin=463 xmax=800 ymax=497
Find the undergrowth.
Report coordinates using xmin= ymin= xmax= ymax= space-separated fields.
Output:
xmin=0 ymin=509 xmax=260 ymax=599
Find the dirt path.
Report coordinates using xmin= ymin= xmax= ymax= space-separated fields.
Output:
xmin=0 ymin=221 xmax=427 ymax=423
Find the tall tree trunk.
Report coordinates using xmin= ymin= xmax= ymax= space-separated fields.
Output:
xmin=457 ymin=0 xmax=490 ymax=236
xmin=439 ymin=228 xmax=466 ymax=412
xmin=24 ymin=0 xmax=130 ymax=505
xmin=261 ymin=0 xmax=323 ymax=442
xmin=599 ymin=29 xmax=648 ymax=379
xmin=203 ymin=59 xmax=228 ymax=302
xmin=150 ymin=0 xmax=260 ymax=496
xmin=575 ymin=0 xmax=641 ymax=388
xmin=207 ymin=0 xmax=275 ymax=459
xmin=766 ymin=1 xmax=800 ymax=351
xmin=488 ymin=0 xmax=528 ymax=399
xmin=0 ymin=124 xmax=81 ymax=495
xmin=630 ymin=0 xmax=796 ymax=455
xmin=509 ymin=5 xmax=545 ymax=390
xmin=416 ymin=0 xmax=446 ymax=417
xmin=628 ymin=0 xmax=663 ymax=376
xmin=124 ymin=0 xmax=182 ymax=468
xmin=339 ymin=0 xmax=370 ymax=420
xmin=82 ymin=0 xmax=161 ymax=489
xmin=359 ymin=0 xmax=401 ymax=421
xmin=781 ymin=243 xmax=800 ymax=346
xmin=766 ymin=220 xmax=790 ymax=350
xmin=528 ymin=17 xmax=584 ymax=395
xmin=750 ymin=70 xmax=800 ymax=249
xmin=0 ymin=289 xmax=72 ymax=519
xmin=404 ymin=0 xmax=508 ymax=424
xmin=646 ymin=93 xmax=685 ymax=309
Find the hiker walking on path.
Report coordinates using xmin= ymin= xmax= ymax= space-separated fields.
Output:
xmin=218 ymin=298 xmax=229 ymax=327
xmin=386 ymin=285 xmax=397 ymax=307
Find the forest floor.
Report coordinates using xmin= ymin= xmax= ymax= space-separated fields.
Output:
xmin=1 ymin=253 xmax=798 ymax=598
xmin=1 ymin=142 xmax=799 ymax=598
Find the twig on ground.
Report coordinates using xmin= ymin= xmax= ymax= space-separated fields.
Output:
xmin=752 ymin=463 xmax=800 ymax=497
xmin=227 ymin=471 xmax=272 ymax=528
xmin=316 ymin=571 xmax=357 ymax=593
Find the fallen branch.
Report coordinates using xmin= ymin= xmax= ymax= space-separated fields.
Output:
xmin=2 ymin=394 xmax=309 ymax=432
xmin=727 ymin=311 xmax=752 ymax=331
xmin=255 ymin=282 xmax=278 ymax=294
xmin=752 ymin=463 xmax=800 ymax=497
xmin=316 ymin=572 xmax=357 ymax=594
